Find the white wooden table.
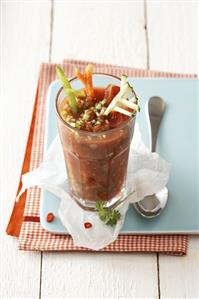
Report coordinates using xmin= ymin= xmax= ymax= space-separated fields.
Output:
xmin=1 ymin=1 xmax=199 ymax=298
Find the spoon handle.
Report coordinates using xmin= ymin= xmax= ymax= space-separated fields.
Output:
xmin=147 ymin=96 xmax=166 ymax=152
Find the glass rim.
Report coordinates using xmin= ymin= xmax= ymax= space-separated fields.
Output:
xmin=55 ymin=72 xmax=134 ymax=136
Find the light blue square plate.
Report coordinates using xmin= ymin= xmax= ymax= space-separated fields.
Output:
xmin=40 ymin=78 xmax=199 ymax=234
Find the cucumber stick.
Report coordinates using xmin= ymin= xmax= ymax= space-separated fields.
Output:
xmin=104 ymin=75 xmax=135 ymax=116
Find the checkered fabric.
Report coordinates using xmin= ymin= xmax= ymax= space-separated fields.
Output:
xmin=18 ymin=60 xmax=195 ymax=254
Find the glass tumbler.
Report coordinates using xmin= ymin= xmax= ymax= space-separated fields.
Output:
xmin=55 ymin=74 xmax=135 ymax=210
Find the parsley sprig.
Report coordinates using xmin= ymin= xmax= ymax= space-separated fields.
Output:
xmin=96 ymin=201 xmax=121 ymax=227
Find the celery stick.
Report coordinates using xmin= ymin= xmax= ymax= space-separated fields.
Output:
xmin=56 ymin=65 xmax=78 ymax=114
xmin=56 ymin=65 xmax=72 ymax=89
xmin=64 ymin=88 xmax=85 ymax=98
xmin=66 ymin=93 xmax=78 ymax=114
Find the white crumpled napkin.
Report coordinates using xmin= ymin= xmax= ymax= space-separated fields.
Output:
xmin=18 ymin=124 xmax=170 ymax=250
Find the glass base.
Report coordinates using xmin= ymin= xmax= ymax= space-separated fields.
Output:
xmin=72 ymin=187 xmax=127 ymax=211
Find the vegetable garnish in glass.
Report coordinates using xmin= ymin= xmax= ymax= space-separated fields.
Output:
xmin=55 ymin=64 xmax=140 ymax=211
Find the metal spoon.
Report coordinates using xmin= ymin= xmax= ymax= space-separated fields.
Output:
xmin=133 ymin=96 xmax=168 ymax=218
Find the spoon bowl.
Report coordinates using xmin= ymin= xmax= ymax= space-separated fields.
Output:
xmin=133 ymin=187 xmax=168 ymax=218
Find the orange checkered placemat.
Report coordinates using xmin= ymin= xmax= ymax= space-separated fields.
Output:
xmin=7 ymin=59 xmax=196 ymax=254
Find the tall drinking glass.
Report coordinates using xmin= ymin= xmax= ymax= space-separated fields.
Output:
xmin=55 ymin=74 xmax=135 ymax=210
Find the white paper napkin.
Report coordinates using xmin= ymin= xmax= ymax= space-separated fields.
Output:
xmin=18 ymin=124 xmax=170 ymax=250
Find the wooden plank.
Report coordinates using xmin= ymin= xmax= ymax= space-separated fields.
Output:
xmin=147 ymin=1 xmax=198 ymax=73
xmin=41 ymin=2 xmax=159 ymax=298
xmin=1 ymin=2 xmax=51 ymax=298
xmin=42 ymin=252 xmax=158 ymax=298
xmin=147 ymin=1 xmax=199 ymax=298
xmin=51 ymin=1 xmax=147 ymax=68
xmin=159 ymin=237 xmax=199 ymax=299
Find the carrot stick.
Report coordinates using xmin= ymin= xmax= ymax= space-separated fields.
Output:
xmin=74 ymin=68 xmax=87 ymax=86
xmin=85 ymin=64 xmax=94 ymax=97
xmin=75 ymin=65 xmax=94 ymax=97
